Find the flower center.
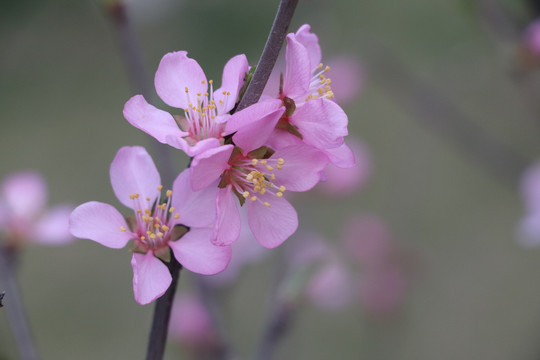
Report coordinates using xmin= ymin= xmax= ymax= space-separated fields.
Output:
xmin=181 ymin=80 xmax=231 ymax=142
xmin=120 ymin=186 xmax=180 ymax=252
xmin=306 ymin=63 xmax=334 ymax=102
xmin=222 ymin=149 xmax=287 ymax=208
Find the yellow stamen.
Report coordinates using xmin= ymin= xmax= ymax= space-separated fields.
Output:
xmin=242 ymin=191 xmax=250 ymax=198
xmin=169 ymin=207 xmax=175 ymax=213
xmin=157 ymin=185 xmax=163 ymax=191
xmin=157 ymin=232 xmax=164 ymax=238
xmin=120 ymin=226 xmax=126 ymax=232
xmin=252 ymin=159 xmax=258 ymax=166
xmin=250 ymin=196 xmax=257 ymax=201
xmin=174 ymin=214 xmax=180 ymax=219
xmin=162 ymin=225 xmax=170 ymax=231
xmin=166 ymin=190 xmax=172 ymax=197
xmin=266 ymin=165 xmax=274 ymax=171
xmin=264 ymin=202 xmax=271 ymax=207
xmin=279 ymin=185 xmax=286 ymax=192
xmin=276 ymin=192 xmax=283 ymax=198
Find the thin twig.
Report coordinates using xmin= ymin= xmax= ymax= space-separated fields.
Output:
xmin=145 ymin=258 xmax=183 ymax=360
xmin=235 ymin=0 xmax=299 ymax=112
xmin=0 ymin=246 xmax=40 ymax=360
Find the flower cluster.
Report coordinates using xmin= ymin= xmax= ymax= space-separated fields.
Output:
xmin=70 ymin=24 xmax=354 ymax=304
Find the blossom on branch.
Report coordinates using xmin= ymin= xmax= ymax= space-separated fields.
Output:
xmin=124 ymin=52 xmax=249 ymax=157
xmin=69 ymin=146 xmax=231 ymax=305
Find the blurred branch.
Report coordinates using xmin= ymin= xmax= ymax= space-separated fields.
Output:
xmin=145 ymin=258 xmax=182 ymax=360
xmin=0 ymin=246 xmax=39 ymax=360
xmin=373 ymin=46 xmax=530 ymax=187
xmin=235 ymin=0 xmax=299 ymax=112
xmin=105 ymin=1 xmax=175 ymax=185
xmin=194 ymin=276 xmax=235 ymax=360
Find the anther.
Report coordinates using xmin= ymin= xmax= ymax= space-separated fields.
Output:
xmin=169 ymin=207 xmax=175 ymax=213
xmin=120 ymin=226 xmax=126 ymax=232
xmin=264 ymin=202 xmax=271 ymax=207
xmin=242 ymin=191 xmax=250 ymax=198
xmin=157 ymin=185 xmax=163 ymax=191
xmin=157 ymin=232 xmax=164 ymax=238
xmin=250 ymin=196 xmax=257 ymax=201
xmin=174 ymin=214 xmax=180 ymax=219
xmin=146 ymin=197 xmax=151 ymax=201
xmin=209 ymin=80 xmax=213 ymax=84
xmin=150 ymin=233 xmax=156 ymax=239
xmin=252 ymin=159 xmax=258 ymax=166
xmin=276 ymin=192 xmax=283 ymax=198
xmin=266 ymin=165 xmax=274 ymax=171
xmin=185 ymin=87 xmax=189 ymax=93
xmin=166 ymin=190 xmax=172 ymax=197
xmin=324 ymin=66 xmax=330 ymax=72
xmin=162 ymin=225 xmax=170 ymax=231
xmin=279 ymin=185 xmax=286 ymax=192
xmin=277 ymin=158 xmax=284 ymax=165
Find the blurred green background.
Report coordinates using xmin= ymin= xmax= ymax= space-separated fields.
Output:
xmin=2 ymin=0 xmax=540 ymax=359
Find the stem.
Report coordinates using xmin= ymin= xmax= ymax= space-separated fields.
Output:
xmin=145 ymin=257 xmax=182 ymax=360
xmin=235 ymin=0 xmax=299 ymax=112
xmin=0 ymin=246 xmax=40 ymax=360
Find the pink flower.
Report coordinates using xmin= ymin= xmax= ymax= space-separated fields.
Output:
xmin=70 ymin=146 xmax=231 ymax=305
xmin=0 ymin=171 xmax=73 ymax=247
xmin=278 ymin=25 xmax=349 ymax=152
xmin=169 ymin=293 xmax=217 ymax=348
xmin=317 ymin=138 xmax=371 ymax=196
xmin=518 ymin=162 xmax=540 ymax=246
xmin=190 ymin=126 xmax=329 ymax=248
xmin=124 ymin=52 xmax=249 ymax=157
xmin=306 ymin=262 xmax=353 ymax=310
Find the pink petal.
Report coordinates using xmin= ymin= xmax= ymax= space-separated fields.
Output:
xmin=155 ymin=51 xmax=207 ymax=109
xmin=318 ymin=139 xmax=371 ymax=196
xmin=294 ymin=24 xmax=321 ymax=70
xmin=169 ymin=228 xmax=232 ymax=275
xmin=173 ymin=137 xmax=222 ymax=158
xmin=247 ymin=197 xmax=298 ymax=248
xmin=265 ymin=128 xmax=304 ymax=150
xmin=283 ymin=34 xmax=311 ymax=100
xmin=225 ymin=99 xmax=284 ymax=153
xmin=306 ymin=263 xmax=352 ymax=310
xmin=2 ymin=171 xmax=47 ymax=220
xmin=324 ymin=142 xmax=356 ymax=168
xmin=213 ymin=186 xmax=241 ymax=246
xmin=132 ymin=252 xmax=172 ymax=305
xmin=110 ymin=146 xmax=160 ymax=209
xmin=213 ymin=54 xmax=250 ymax=114
xmin=171 ymin=169 xmax=219 ymax=228
xmin=289 ymin=98 xmax=348 ymax=150
xmin=190 ymin=145 xmax=234 ymax=191
xmin=123 ymin=95 xmax=188 ymax=148
xmin=69 ymin=201 xmax=134 ymax=249
xmin=271 ymin=145 xmax=328 ymax=192
xmin=32 ymin=205 xmax=74 ymax=245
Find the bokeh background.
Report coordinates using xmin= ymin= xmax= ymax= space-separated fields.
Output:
xmin=2 ymin=0 xmax=540 ymax=359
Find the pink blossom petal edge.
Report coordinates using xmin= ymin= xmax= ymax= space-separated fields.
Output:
xmin=169 ymin=228 xmax=232 ymax=275
xmin=154 ymin=51 xmax=207 ymax=109
xmin=289 ymin=98 xmax=348 ymax=150
xmin=271 ymin=145 xmax=328 ymax=192
xmin=171 ymin=169 xmax=218 ymax=228
xmin=294 ymin=24 xmax=321 ymax=70
xmin=213 ymin=186 xmax=241 ymax=246
xmin=324 ymin=142 xmax=356 ymax=169
xmin=33 ymin=205 xmax=74 ymax=245
xmin=226 ymin=99 xmax=284 ymax=153
xmin=2 ymin=171 xmax=47 ymax=220
xmin=190 ymin=145 xmax=234 ymax=191
xmin=283 ymin=34 xmax=311 ymax=100
xmin=110 ymin=146 xmax=161 ymax=209
xmin=214 ymin=54 xmax=250 ymax=113
xmin=123 ymin=95 xmax=188 ymax=148
xmin=132 ymin=252 xmax=172 ymax=305
xmin=248 ymin=197 xmax=298 ymax=248
xmin=69 ymin=201 xmax=134 ymax=249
